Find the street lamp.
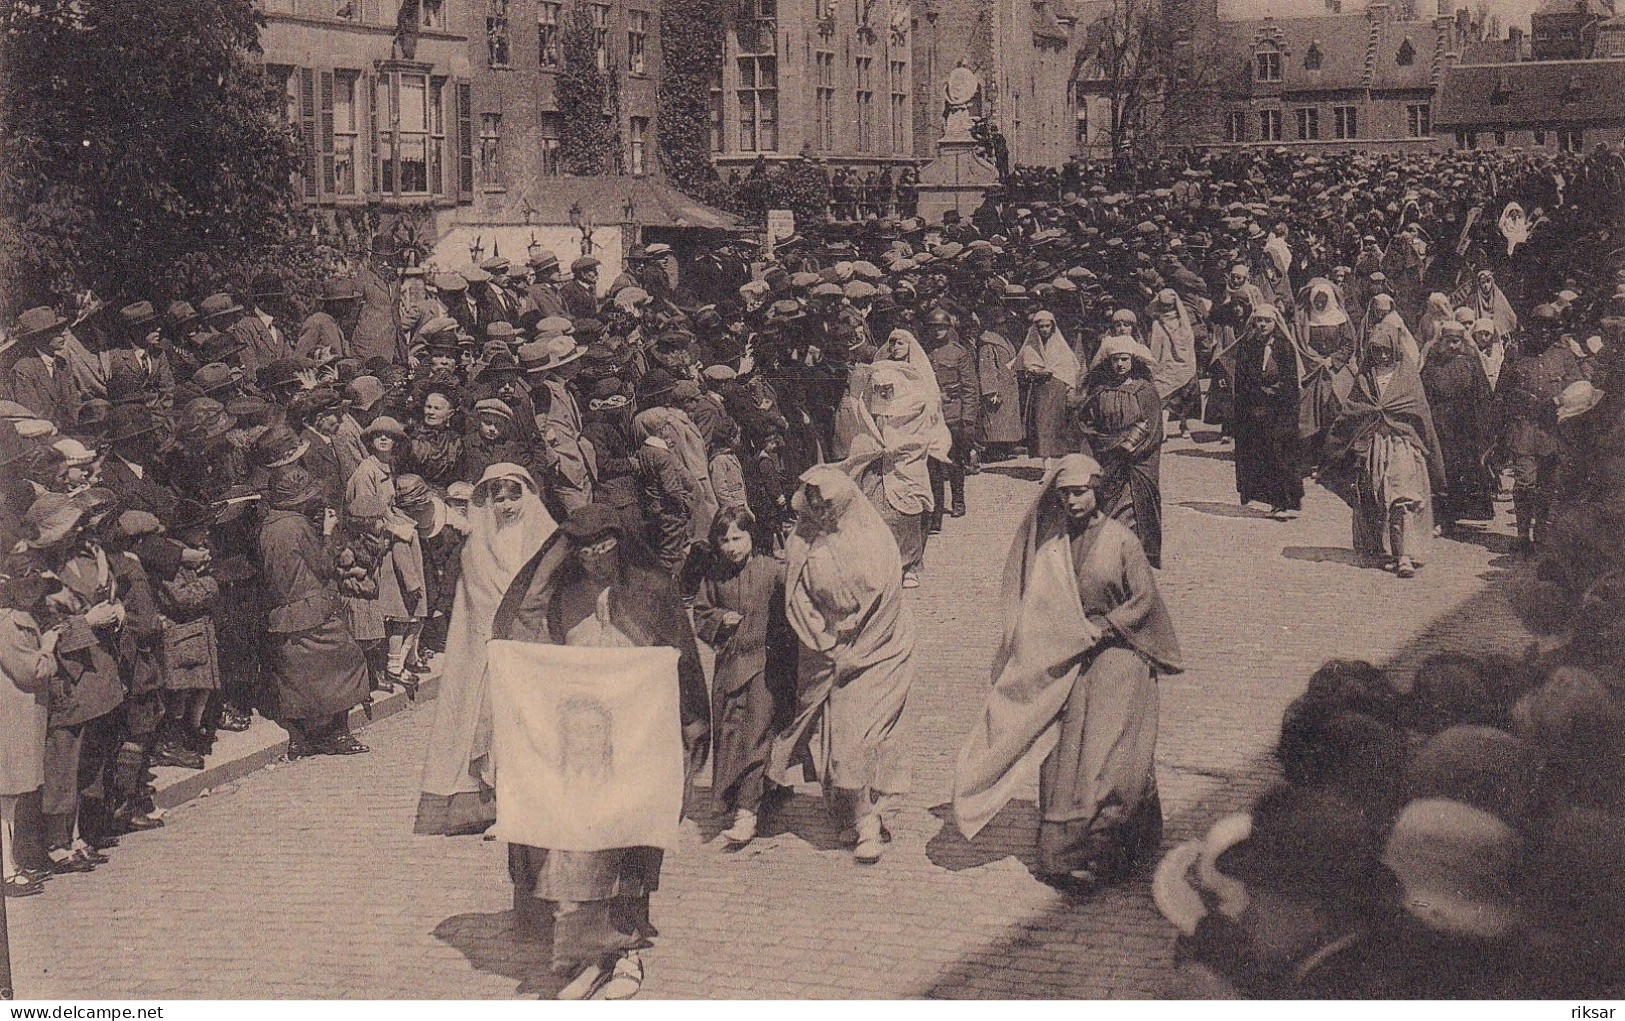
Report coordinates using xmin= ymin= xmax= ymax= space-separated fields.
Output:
xmin=468 ymin=234 xmax=485 ymax=264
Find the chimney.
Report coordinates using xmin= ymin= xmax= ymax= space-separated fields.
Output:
xmin=1367 ymin=1 xmax=1393 ymax=25
xmin=1326 ymin=0 xmax=1343 ymax=12
xmin=1509 ymin=22 xmax=1525 ymax=53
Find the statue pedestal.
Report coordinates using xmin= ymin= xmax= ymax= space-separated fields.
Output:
xmin=915 ymin=139 xmax=999 ymax=226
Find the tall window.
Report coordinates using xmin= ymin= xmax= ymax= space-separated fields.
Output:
xmin=333 ymin=71 xmax=360 ymax=196
xmin=1255 ymin=48 xmax=1282 ymax=82
xmin=1333 ymin=105 xmax=1357 ymax=139
xmin=487 ymin=0 xmax=511 ymax=67
xmin=738 ymin=0 xmax=776 ymax=53
xmin=538 ymin=2 xmax=562 ymax=68
xmin=540 ymin=111 xmax=563 ymax=175
xmin=1396 ymin=38 xmax=1415 ymax=65
xmin=1258 ymin=108 xmax=1282 ymax=141
xmin=1076 ymin=103 xmax=1088 ymax=144
xmin=1295 ymin=106 xmax=1318 ymax=141
xmin=629 ymin=116 xmax=648 ymax=174
xmin=479 ymin=112 xmax=501 ymax=185
xmin=708 ymin=70 xmax=724 ymax=152
xmin=736 ymin=55 xmax=778 ymax=152
xmin=591 ymin=3 xmax=611 ymax=72
xmin=814 ymin=51 xmax=835 ymax=151
xmin=627 ymin=10 xmax=648 ymax=74
xmin=1304 ymin=42 xmax=1323 ymax=70
xmin=1534 ymin=128 xmax=1547 ymax=146
xmin=1224 ymin=110 xmax=1246 ymax=143
xmin=855 ymin=56 xmax=874 ymax=152
xmin=1558 ymin=127 xmax=1583 ymax=151
xmin=377 ymin=72 xmax=435 ymax=194
xmin=889 ymin=59 xmax=907 ymax=151
xmin=1406 ymin=102 xmax=1430 ymax=137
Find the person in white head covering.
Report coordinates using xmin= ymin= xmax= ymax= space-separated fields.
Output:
xmin=1020 ymin=310 xmax=1081 ymax=457
xmin=954 ymin=453 xmax=1182 ymax=894
xmin=1144 ymin=290 xmax=1200 ymax=438
xmin=771 ymin=465 xmax=919 ymax=864
xmin=1072 ymin=334 xmax=1167 ymax=567
xmin=1233 ymin=303 xmax=1305 ymax=520
xmin=1294 ymin=277 xmax=1359 ymax=461
xmin=415 ymin=463 xmax=556 ymax=836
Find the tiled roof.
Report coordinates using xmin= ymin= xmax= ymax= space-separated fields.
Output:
xmin=1218 ymin=12 xmax=1443 ymax=94
xmin=1532 ymin=0 xmax=1612 ymax=19
xmin=1434 ymin=57 xmax=1625 ymax=126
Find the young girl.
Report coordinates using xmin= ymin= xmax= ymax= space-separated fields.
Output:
xmin=693 ymin=506 xmax=797 ymax=845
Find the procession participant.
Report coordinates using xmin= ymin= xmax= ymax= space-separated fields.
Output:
xmin=346 ymin=415 xmax=427 ymax=695
xmin=415 ymin=463 xmax=555 ymax=837
xmin=1293 ymin=277 xmax=1359 ymax=462
xmin=258 ymin=467 xmax=370 ymax=757
xmin=771 ymin=466 xmax=918 ymax=864
xmin=561 ymin=257 xmax=601 ymax=320
xmin=1073 ymin=334 xmax=1167 ymax=568
xmin=1421 ymin=321 xmax=1497 ymax=531
xmin=1019 ymin=309 xmax=1080 ymax=458
xmin=922 ymin=309 xmax=979 ymax=523
xmin=973 ymin=297 xmax=1025 ymax=461
xmin=8 ymin=306 xmax=82 ymax=426
xmin=490 ymin=504 xmax=710 ymax=1000
xmin=693 ymin=506 xmax=797 ymax=846
xmin=1456 ymin=268 xmax=1519 ymax=341
xmin=1232 ymin=303 xmax=1305 ymax=520
xmin=954 ymin=453 xmax=1182 ymax=894
xmin=1205 ymin=266 xmax=1266 ymax=440
xmin=1418 ymin=292 xmax=1455 ymax=359
xmin=1361 ymin=294 xmax=1422 ymax=369
xmin=1472 ymin=318 xmax=1509 ymax=392
xmin=1322 ymin=330 xmax=1445 ymax=578
xmin=0 ymin=561 xmax=58 ymax=896
xmin=1144 ymin=289 xmax=1200 ymax=440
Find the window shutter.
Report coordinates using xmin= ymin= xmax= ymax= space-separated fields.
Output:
xmin=299 ymin=67 xmax=318 ymax=201
xmin=365 ymin=72 xmax=378 ymax=195
xmin=457 ymin=79 xmax=474 ymax=200
xmin=319 ymin=70 xmax=336 ymax=200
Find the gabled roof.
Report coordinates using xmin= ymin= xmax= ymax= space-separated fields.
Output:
xmin=1434 ymin=57 xmax=1625 ymax=126
xmin=1532 ymin=0 xmax=1613 ymax=19
xmin=1217 ymin=12 xmax=1442 ymax=94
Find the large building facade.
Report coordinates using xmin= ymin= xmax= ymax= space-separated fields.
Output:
xmin=1434 ymin=56 xmax=1625 ymax=149
xmin=710 ymin=0 xmax=917 ymax=172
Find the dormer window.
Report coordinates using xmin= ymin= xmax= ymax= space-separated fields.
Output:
xmin=1396 ymin=37 xmax=1415 ymax=64
xmin=1255 ymin=47 xmax=1283 ymax=81
xmin=1491 ymin=73 xmax=1511 ymax=104
xmin=1304 ymin=42 xmax=1323 ymax=69
xmin=1563 ymin=74 xmax=1584 ymax=102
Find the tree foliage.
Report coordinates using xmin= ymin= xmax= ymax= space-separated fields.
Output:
xmin=0 ymin=0 xmax=314 ymax=313
xmin=657 ymin=0 xmax=726 ymax=191
xmin=558 ymin=2 xmax=624 ymax=176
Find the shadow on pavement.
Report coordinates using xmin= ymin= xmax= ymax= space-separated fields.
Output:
xmin=1179 ymin=501 xmax=1273 ymax=519
xmin=433 ymin=908 xmax=563 ymax=999
xmin=917 ymin=555 xmax=1533 ymax=999
xmin=983 ymin=465 xmax=1047 ymax=482
xmin=1281 ymin=545 xmax=1372 ymax=568
xmin=1167 ymin=448 xmax=1236 ymax=462
xmin=752 ymin=791 xmax=852 ymax=852
xmin=923 ymin=801 xmax=1041 ymax=874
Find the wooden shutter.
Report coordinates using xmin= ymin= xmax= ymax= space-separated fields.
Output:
xmin=456 ymin=79 xmax=474 ymax=200
xmin=319 ymin=70 xmax=336 ymax=200
xmin=365 ymin=72 xmax=378 ymax=195
xmin=299 ymin=67 xmax=318 ymax=201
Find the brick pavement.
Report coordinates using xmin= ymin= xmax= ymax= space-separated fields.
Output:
xmin=7 ymin=433 xmax=1533 ymax=1000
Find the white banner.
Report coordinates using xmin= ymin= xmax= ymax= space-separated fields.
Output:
xmin=487 ymin=640 xmax=683 ymax=852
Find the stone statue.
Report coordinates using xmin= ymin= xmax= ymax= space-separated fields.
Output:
xmin=941 ymin=65 xmax=980 ymax=142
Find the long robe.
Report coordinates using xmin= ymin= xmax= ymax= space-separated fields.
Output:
xmin=415 ymin=465 xmax=555 ymax=835
xmin=490 ymin=526 xmax=708 ymax=973
xmin=1233 ymin=327 xmax=1305 ymax=511
xmin=694 ymin=554 xmax=797 ymax=814
xmin=771 ymin=466 xmax=918 ymax=814
xmin=1144 ymin=300 xmax=1200 ymax=415
xmin=954 ymin=463 xmax=1182 ymax=881
xmin=258 ymin=508 xmax=370 ymax=721
xmin=1074 ymin=371 xmax=1166 ymax=569
xmin=1421 ymin=349 xmax=1497 ymax=526
xmin=1021 ymin=322 xmax=1081 ymax=457
xmin=976 ymin=328 xmax=1024 ymax=445
xmin=1294 ymin=279 xmax=1359 ymax=459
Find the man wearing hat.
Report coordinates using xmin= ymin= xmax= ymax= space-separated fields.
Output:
xmin=522 ymin=333 xmax=594 ymax=511
xmin=297 ymin=278 xmax=362 ymax=360
xmin=102 ymin=301 xmax=177 ymax=403
xmin=1499 ymin=304 xmax=1582 ymax=551
xmin=475 ymin=257 xmax=519 ymax=325
xmin=561 ymin=256 xmax=601 ymax=319
xmin=923 ymin=308 xmax=979 ymax=525
xmin=236 ymin=273 xmax=295 ymax=372
xmin=100 ymin=404 xmax=178 ymax=531
xmin=524 ymin=249 xmax=568 ymax=320
xmin=7 ymin=306 xmax=83 ymax=426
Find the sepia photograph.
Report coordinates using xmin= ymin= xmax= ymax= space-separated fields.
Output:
xmin=0 ymin=0 xmax=1622 ymax=1003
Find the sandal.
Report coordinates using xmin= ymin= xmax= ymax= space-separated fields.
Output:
xmin=600 ymin=952 xmax=644 ymax=1000
xmin=555 ymin=958 xmax=613 ymax=1001
xmin=319 ymin=735 xmax=370 ymax=755
xmin=3 ymin=873 xmax=42 ymax=898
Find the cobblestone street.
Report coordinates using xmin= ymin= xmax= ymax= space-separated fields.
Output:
xmin=9 ymin=434 xmax=1534 ymax=1000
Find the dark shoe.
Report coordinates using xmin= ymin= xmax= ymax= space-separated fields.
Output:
xmin=217 ymin=707 xmax=252 ymax=732
xmin=114 ymin=801 xmax=166 ymax=833
xmin=18 ymin=866 xmax=53 ymax=884
xmin=391 ymin=671 xmax=420 ymax=702
xmin=153 ymin=741 xmax=204 ymax=770
xmin=3 ymin=874 xmax=43 ymax=897
xmin=927 ymin=516 xmax=943 ymax=535
xmin=48 ymin=852 xmax=95 ymax=874
xmin=950 ymin=500 xmax=966 ymax=518
xmin=316 ymin=734 xmax=370 ymax=755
